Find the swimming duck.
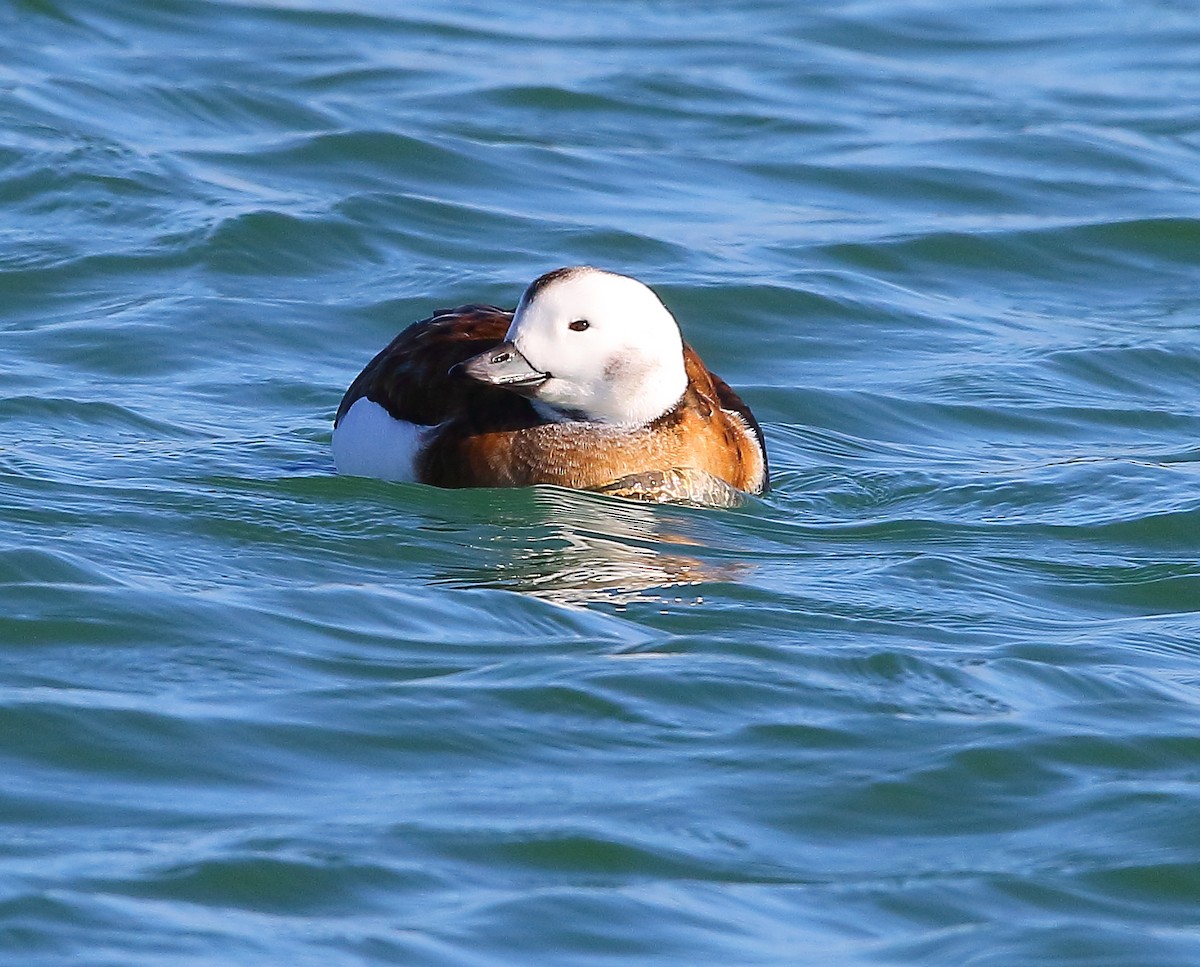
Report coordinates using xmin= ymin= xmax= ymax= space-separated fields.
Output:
xmin=332 ymin=267 xmax=768 ymax=504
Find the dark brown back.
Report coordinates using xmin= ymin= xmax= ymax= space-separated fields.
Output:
xmin=335 ymin=305 xmax=526 ymax=428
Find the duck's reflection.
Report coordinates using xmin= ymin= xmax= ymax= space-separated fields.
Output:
xmin=430 ymin=486 xmax=751 ymax=607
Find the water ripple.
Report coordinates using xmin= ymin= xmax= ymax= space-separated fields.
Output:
xmin=4 ymin=0 xmax=1200 ymax=965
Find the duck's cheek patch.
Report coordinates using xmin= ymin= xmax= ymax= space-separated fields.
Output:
xmin=603 ymin=351 xmax=651 ymax=383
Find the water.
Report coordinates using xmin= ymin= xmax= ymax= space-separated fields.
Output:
xmin=3 ymin=1 xmax=1200 ymax=964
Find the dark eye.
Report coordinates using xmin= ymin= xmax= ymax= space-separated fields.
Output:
xmin=568 ymin=319 xmax=590 ymax=332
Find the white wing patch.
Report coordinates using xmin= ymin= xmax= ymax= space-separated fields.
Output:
xmin=332 ymin=397 xmax=427 ymax=483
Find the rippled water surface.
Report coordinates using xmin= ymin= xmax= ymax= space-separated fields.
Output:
xmin=3 ymin=1 xmax=1200 ymax=964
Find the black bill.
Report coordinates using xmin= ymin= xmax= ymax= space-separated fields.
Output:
xmin=451 ymin=341 xmax=549 ymax=392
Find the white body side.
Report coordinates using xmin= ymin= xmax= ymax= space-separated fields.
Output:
xmin=332 ymin=397 xmax=427 ymax=482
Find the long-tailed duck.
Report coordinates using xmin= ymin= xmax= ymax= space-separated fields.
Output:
xmin=332 ymin=267 xmax=768 ymax=505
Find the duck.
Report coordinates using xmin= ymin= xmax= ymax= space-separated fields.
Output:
xmin=332 ymin=266 xmax=768 ymax=505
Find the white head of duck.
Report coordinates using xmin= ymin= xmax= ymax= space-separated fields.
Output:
xmin=454 ymin=266 xmax=688 ymax=426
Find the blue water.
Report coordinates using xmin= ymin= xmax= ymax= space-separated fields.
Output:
xmin=3 ymin=1 xmax=1200 ymax=964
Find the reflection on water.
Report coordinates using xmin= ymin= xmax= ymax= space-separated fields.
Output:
xmin=431 ymin=486 xmax=751 ymax=606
